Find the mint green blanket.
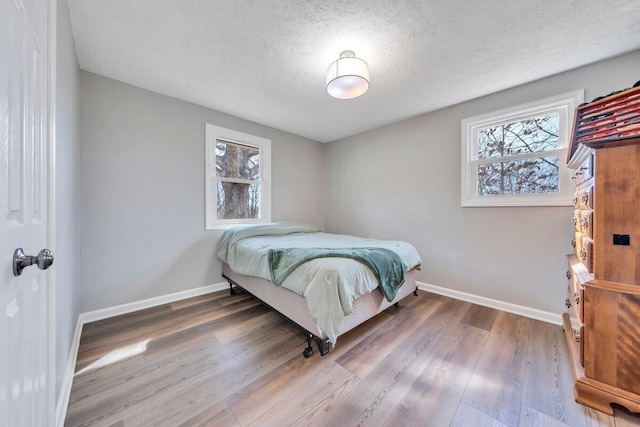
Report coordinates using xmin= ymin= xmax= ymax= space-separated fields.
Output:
xmin=268 ymin=247 xmax=407 ymax=302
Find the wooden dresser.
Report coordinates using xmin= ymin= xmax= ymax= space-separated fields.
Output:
xmin=564 ymin=85 xmax=640 ymax=415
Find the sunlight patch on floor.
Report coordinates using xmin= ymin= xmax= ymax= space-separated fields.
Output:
xmin=75 ymin=340 xmax=150 ymax=376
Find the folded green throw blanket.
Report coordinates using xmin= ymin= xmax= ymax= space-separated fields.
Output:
xmin=267 ymin=247 xmax=407 ymax=302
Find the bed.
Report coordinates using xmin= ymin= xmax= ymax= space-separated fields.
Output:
xmin=218 ymin=222 xmax=422 ymax=357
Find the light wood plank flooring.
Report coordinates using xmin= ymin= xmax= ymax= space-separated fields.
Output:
xmin=64 ymin=289 xmax=640 ymax=426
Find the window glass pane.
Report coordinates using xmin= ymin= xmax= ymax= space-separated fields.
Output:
xmin=217 ymin=181 xmax=261 ymax=220
xmin=477 ymin=156 xmax=559 ymax=196
xmin=216 ymin=140 xmax=260 ymax=180
xmin=477 ymin=113 xmax=559 ymax=159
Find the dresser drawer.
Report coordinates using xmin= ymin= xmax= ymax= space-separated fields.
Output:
xmin=571 ymin=323 xmax=584 ymax=368
xmin=573 ymin=186 xmax=593 ymax=209
xmin=572 ymin=232 xmax=593 ymax=273
xmin=566 ymin=281 xmax=583 ymax=323
xmin=566 ymin=253 xmax=592 ymax=310
xmin=563 ymin=310 xmax=584 ymax=368
xmin=571 ymin=156 xmax=593 ymax=187
xmin=572 ymin=210 xmax=593 ymax=239
xmin=571 ymin=155 xmax=593 ymax=187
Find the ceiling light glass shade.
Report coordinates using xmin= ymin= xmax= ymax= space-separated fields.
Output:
xmin=326 ymin=50 xmax=370 ymax=100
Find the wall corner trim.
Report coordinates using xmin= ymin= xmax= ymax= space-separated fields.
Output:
xmin=54 ymin=281 xmax=229 ymax=426
xmin=55 ymin=317 xmax=83 ymax=427
xmin=416 ymin=281 xmax=563 ymax=325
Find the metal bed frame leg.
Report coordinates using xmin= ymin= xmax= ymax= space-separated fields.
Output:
xmin=303 ymin=334 xmax=314 ymax=358
xmin=228 ymin=282 xmax=236 ymax=295
xmin=413 ymin=286 xmax=418 ymax=297
xmin=302 ymin=333 xmax=331 ymax=357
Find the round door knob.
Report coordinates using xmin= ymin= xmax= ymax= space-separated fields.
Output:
xmin=13 ymin=248 xmax=54 ymax=276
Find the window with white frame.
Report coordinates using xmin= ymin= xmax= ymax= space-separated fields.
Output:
xmin=461 ymin=90 xmax=583 ymax=207
xmin=205 ymin=124 xmax=271 ymax=229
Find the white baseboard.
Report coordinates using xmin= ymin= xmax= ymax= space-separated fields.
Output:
xmin=80 ymin=282 xmax=230 ymax=324
xmin=416 ymin=281 xmax=563 ymax=325
xmin=55 ymin=281 xmax=229 ymax=426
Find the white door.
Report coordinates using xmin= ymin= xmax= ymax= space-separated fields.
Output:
xmin=1 ymin=0 xmax=53 ymax=425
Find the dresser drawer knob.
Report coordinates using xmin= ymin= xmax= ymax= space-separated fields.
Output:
xmin=565 ymin=298 xmax=571 ymax=309
xmin=572 ymin=217 xmax=578 ymax=226
xmin=580 ymin=247 xmax=587 ymax=261
xmin=573 ymin=292 xmax=580 ymax=306
xmin=580 ymin=218 xmax=588 ymax=228
xmin=581 ymin=194 xmax=589 ymax=204
xmin=566 ymin=270 xmax=572 ymax=279
xmin=571 ymin=239 xmax=576 ymax=248
xmin=573 ymin=197 xmax=578 ymax=207
xmin=573 ymin=329 xmax=581 ymax=343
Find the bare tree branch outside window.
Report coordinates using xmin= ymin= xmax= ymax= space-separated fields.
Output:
xmin=476 ymin=114 xmax=560 ymax=195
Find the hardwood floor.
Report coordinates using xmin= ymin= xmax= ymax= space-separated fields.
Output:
xmin=64 ymin=289 xmax=640 ymax=426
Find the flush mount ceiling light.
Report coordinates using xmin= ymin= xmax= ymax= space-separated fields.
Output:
xmin=326 ymin=50 xmax=370 ymax=100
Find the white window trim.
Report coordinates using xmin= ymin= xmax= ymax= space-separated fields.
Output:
xmin=205 ymin=124 xmax=271 ymax=229
xmin=461 ymin=90 xmax=584 ymax=207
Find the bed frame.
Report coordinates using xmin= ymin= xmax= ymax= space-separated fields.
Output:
xmin=222 ymin=263 xmax=418 ymax=357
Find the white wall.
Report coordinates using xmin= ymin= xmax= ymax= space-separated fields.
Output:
xmin=76 ymin=47 xmax=639 ymax=317
xmin=55 ymin=0 xmax=82 ymax=399
xmin=325 ymin=50 xmax=640 ymax=314
xmin=79 ymin=72 xmax=326 ymax=312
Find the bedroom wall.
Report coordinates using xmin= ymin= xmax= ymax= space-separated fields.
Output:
xmin=55 ymin=0 xmax=82 ymax=399
xmin=79 ymin=72 xmax=325 ymax=312
xmin=324 ymin=50 xmax=640 ymax=315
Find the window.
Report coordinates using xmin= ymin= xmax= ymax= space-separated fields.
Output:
xmin=461 ymin=90 xmax=583 ymax=207
xmin=205 ymin=124 xmax=271 ymax=229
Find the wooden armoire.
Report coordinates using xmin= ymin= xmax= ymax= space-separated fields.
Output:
xmin=564 ymin=85 xmax=640 ymax=414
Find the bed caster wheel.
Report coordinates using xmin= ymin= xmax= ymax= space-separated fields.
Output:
xmin=303 ymin=347 xmax=313 ymax=358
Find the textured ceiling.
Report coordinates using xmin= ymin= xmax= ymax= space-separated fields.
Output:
xmin=68 ymin=0 xmax=640 ymax=143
